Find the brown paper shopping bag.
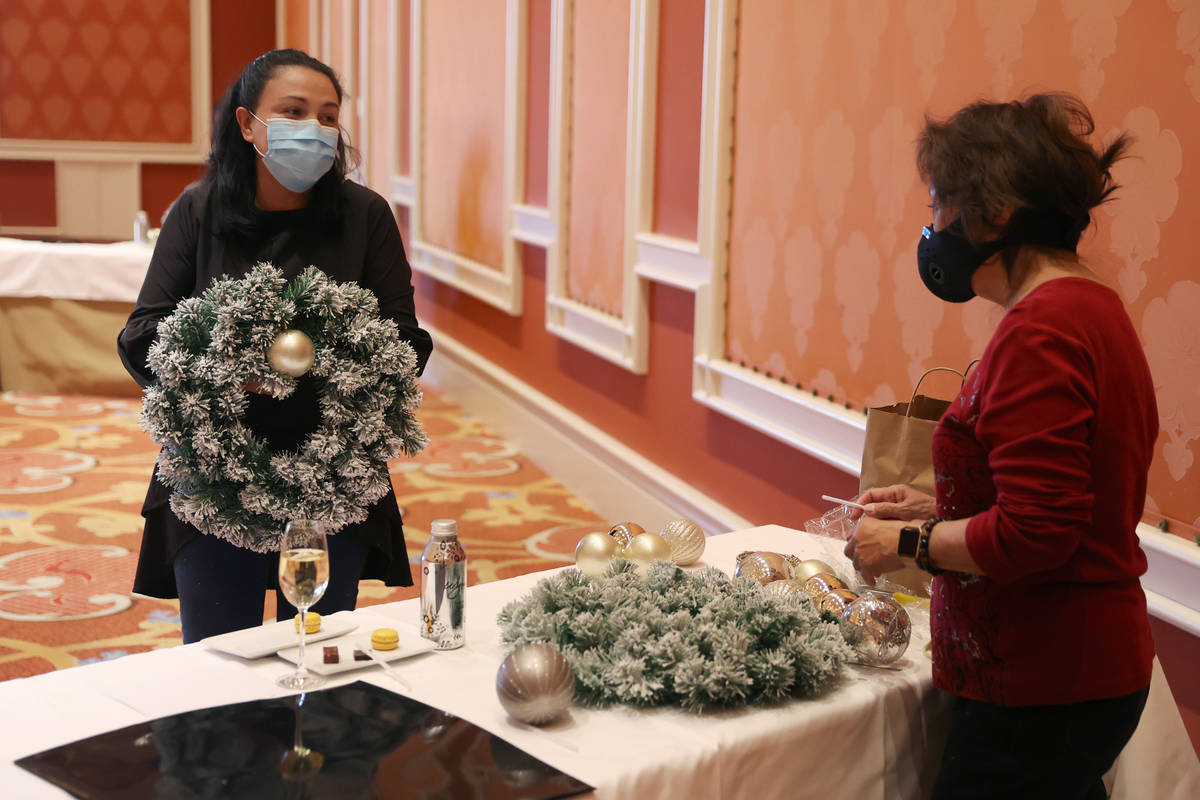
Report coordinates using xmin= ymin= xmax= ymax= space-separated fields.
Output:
xmin=859 ymin=366 xmax=971 ymax=594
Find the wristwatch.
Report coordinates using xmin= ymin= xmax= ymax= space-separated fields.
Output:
xmin=916 ymin=517 xmax=945 ymax=576
xmin=897 ymin=526 xmax=921 ymax=560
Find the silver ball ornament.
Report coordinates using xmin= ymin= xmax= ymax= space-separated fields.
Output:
xmin=574 ymin=532 xmax=619 ymax=578
xmin=268 ymin=329 xmax=316 ymax=377
xmin=659 ymin=519 xmax=706 ymax=565
xmin=621 ymin=532 xmax=672 ymax=575
xmin=496 ymin=643 xmax=575 ymax=725
xmin=840 ymin=590 xmax=912 ymax=665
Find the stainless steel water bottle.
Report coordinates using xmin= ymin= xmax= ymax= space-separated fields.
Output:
xmin=420 ymin=519 xmax=466 ymax=649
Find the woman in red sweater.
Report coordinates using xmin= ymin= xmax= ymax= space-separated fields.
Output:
xmin=845 ymin=93 xmax=1157 ymax=799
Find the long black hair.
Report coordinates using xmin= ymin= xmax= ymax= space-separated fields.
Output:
xmin=204 ymin=49 xmax=357 ymax=239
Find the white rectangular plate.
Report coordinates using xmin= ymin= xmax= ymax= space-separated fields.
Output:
xmin=202 ymin=616 xmax=357 ymax=659
xmin=276 ymin=630 xmax=435 ymax=675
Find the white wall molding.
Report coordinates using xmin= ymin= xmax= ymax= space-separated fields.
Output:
xmin=512 ymin=203 xmax=556 ymax=247
xmin=394 ymin=0 xmax=525 ymax=315
xmin=1139 ymin=524 xmax=1200 ymax=635
xmin=421 ymin=324 xmax=752 ymax=538
xmin=696 ymin=359 xmax=867 ymax=475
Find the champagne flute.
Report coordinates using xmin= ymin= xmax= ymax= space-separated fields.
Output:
xmin=277 ymin=520 xmax=330 ymax=691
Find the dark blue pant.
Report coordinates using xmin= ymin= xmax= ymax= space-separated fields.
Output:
xmin=931 ymin=686 xmax=1149 ymax=799
xmin=174 ymin=531 xmax=369 ymax=644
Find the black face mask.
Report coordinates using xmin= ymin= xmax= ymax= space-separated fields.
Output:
xmin=916 ymin=212 xmax=1084 ymax=303
xmin=917 ymin=218 xmax=1007 ymax=303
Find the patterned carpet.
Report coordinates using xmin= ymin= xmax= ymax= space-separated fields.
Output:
xmin=0 ymin=386 xmax=603 ymax=681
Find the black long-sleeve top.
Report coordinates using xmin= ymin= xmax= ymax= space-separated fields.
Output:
xmin=118 ymin=179 xmax=433 ymax=597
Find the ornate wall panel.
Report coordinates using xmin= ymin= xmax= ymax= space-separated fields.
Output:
xmin=0 ymin=0 xmax=192 ymax=143
xmin=723 ymin=0 xmax=1200 ymax=526
xmin=419 ymin=0 xmax=508 ymax=274
xmin=564 ymin=0 xmax=631 ymax=316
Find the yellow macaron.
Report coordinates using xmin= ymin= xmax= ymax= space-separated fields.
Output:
xmin=370 ymin=627 xmax=399 ymax=651
xmin=293 ymin=611 xmax=321 ymax=634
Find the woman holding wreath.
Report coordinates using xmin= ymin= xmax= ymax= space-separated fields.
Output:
xmin=844 ymin=93 xmax=1157 ymax=799
xmin=118 ymin=49 xmax=432 ymax=643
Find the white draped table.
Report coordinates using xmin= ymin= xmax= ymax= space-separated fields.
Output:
xmin=0 ymin=236 xmax=150 ymax=395
xmin=1 ymin=525 xmax=1196 ymax=799
xmin=0 ymin=236 xmax=148 ymax=303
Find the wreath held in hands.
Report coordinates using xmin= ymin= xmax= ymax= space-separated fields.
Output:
xmin=140 ymin=263 xmax=427 ymax=552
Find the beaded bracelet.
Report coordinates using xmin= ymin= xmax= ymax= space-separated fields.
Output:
xmin=916 ymin=517 xmax=944 ymax=576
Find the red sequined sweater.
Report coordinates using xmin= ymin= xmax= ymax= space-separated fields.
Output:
xmin=929 ymin=277 xmax=1157 ymax=706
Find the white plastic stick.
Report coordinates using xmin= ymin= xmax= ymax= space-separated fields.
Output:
xmin=821 ymin=494 xmax=867 ymax=511
xmin=358 ymin=641 xmax=413 ymax=692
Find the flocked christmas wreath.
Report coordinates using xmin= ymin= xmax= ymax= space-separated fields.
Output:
xmin=498 ymin=559 xmax=851 ymax=711
xmin=140 ymin=263 xmax=427 ymax=552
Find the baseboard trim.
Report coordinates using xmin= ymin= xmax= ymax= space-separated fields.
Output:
xmin=420 ymin=325 xmax=753 ymax=537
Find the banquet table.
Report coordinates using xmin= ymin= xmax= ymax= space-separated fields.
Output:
xmin=0 ymin=236 xmax=148 ymax=395
xmin=2 ymin=525 xmax=1197 ymax=800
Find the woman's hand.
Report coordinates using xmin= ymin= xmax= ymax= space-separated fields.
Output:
xmin=844 ymin=517 xmax=907 ymax=584
xmin=851 ymin=484 xmax=936 ymax=521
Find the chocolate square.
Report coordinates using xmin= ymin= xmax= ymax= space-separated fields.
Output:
xmin=322 ymin=646 xmax=340 ymax=664
xmin=353 ymin=649 xmax=371 ymax=662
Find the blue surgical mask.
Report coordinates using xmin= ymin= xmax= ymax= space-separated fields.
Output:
xmin=249 ymin=111 xmax=339 ymax=193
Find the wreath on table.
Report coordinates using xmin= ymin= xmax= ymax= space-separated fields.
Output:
xmin=498 ymin=560 xmax=851 ymax=712
xmin=140 ymin=263 xmax=427 ymax=552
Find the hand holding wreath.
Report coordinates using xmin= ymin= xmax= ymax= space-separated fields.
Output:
xmin=140 ymin=263 xmax=427 ymax=552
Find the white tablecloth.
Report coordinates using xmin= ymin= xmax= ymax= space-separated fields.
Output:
xmin=0 ymin=236 xmax=149 ymax=302
xmin=1 ymin=525 xmax=1197 ymax=799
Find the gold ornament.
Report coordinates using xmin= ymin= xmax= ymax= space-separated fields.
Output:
xmin=574 ymin=532 xmax=620 ymax=578
xmin=791 ymin=558 xmax=837 ymax=585
xmin=622 ymin=532 xmax=672 ymax=575
xmin=734 ymin=552 xmax=789 ymax=586
xmin=801 ymin=572 xmax=847 ymax=602
xmin=840 ymin=590 xmax=912 ymax=666
xmin=608 ymin=522 xmax=644 ymax=549
xmin=819 ymin=588 xmax=859 ymax=615
xmin=268 ymin=329 xmax=316 ymax=377
xmin=765 ymin=578 xmax=807 ymax=598
xmin=659 ymin=519 xmax=706 ymax=565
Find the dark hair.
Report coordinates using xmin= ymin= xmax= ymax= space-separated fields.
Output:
xmin=916 ymin=92 xmax=1130 ymax=253
xmin=204 ymin=49 xmax=357 ymax=239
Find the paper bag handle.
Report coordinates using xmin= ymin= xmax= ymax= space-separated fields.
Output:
xmin=906 ymin=366 xmax=965 ymax=417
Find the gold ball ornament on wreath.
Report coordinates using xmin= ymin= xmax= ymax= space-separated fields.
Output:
xmin=495 ymin=643 xmax=576 ymax=725
xmin=791 ymin=558 xmax=838 ymax=585
xmin=765 ymin=578 xmax=808 ymax=599
xmin=734 ymin=552 xmax=790 ymax=586
xmin=659 ymin=519 xmax=706 ymax=565
xmin=608 ymin=522 xmax=644 ymax=549
xmin=622 ymin=532 xmax=672 ymax=575
xmin=819 ymin=588 xmax=860 ymax=616
xmin=801 ymin=572 xmax=847 ymax=602
xmin=574 ymin=532 xmax=620 ymax=578
xmin=268 ymin=329 xmax=316 ymax=377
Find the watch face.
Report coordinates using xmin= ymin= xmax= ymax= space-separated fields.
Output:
xmin=898 ymin=527 xmax=921 ymax=558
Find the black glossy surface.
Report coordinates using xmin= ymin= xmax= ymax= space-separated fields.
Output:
xmin=17 ymin=681 xmax=592 ymax=800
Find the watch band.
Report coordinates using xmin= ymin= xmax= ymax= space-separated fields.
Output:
xmin=916 ymin=517 xmax=944 ymax=575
